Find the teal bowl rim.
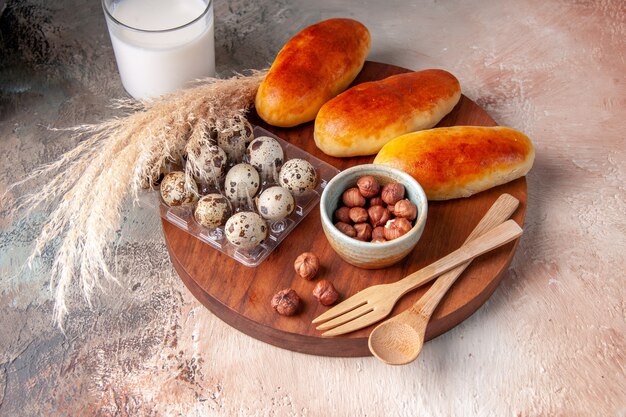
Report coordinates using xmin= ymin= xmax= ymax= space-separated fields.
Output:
xmin=320 ymin=164 xmax=428 ymax=249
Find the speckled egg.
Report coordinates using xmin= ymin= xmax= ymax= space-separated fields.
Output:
xmin=278 ymin=158 xmax=318 ymax=195
xmin=240 ymin=120 xmax=254 ymax=145
xmin=224 ymin=211 xmax=268 ymax=250
xmin=194 ymin=194 xmax=231 ymax=229
xmin=160 ymin=171 xmax=198 ymax=207
xmin=190 ymin=144 xmax=228 ymax=181
xmin=218 ymin=131 xmax=247 ymax=163
xmin=246 ymin=136 xmax=284 ymax=172
xmin=256 ymin=186 xmax=295 ymax=221
xmin=224 ymin=163 xmax=260 ymax=201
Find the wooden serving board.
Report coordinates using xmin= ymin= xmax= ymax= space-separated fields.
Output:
xmin=161 ymin=61 xmax=527 ymax=357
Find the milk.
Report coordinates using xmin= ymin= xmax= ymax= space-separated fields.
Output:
xmin=104 ymin=0 xmax=215 ymax=100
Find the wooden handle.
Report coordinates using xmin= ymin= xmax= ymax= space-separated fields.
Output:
xmin=463 ymin=194 xmax=519 ymax=242
xmin=395 ymin=219 xmax=523 ymax=296
xmin=410 ymin=194 xmax=519 ymax=318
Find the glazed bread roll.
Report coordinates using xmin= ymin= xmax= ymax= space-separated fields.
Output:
xmin=314 ymin=69 xmax=461 ymax=157
xmin=373 ymin=126 xmax=535 ymax=200
xmin=255 ymin=18 xmax=371 ymax=127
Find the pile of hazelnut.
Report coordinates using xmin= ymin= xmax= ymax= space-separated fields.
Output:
xmin=271 ymin=252 xmax=339 ymax=316
xmin=334 ymin=176 xmax=418 ymax=243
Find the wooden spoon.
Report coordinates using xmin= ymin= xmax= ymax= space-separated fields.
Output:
xmin=368 ymin=193 xmax=520 ymax=365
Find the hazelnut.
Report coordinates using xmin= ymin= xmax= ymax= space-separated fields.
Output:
xmin=313 ymin=279 xmax=339 ymax=306
xmin=394 ymin=199 xmax=417 ymax=221
xmin=368 ymin=205 xmax=391 ymax=227
xmin=335 ymin=222 xmax=357 ymax=237
xmin=372 ymin=226 xmax=386 ymax=241
xmin=342 ymin=187 xmax=366 ymax=207
xmin=356 ymin=176 xmax=380 ymax=198
xmin=369 ymin=197 xmax=384 ymax=207
xmin=294 ymin=252 xmax=320 ymax=280
xmin=334 ymin=206 xmax=352 ymax=224
xmin=271 ymin=288 xmax=301 ymax=316
xmin=383 ymin=217 xmax=413 ymax=240
xmin=354 ymin=223 xmax=372 ymax=241
xmin=349 ymin=207 xmax=368 ymax=223
xmin=381 ymin=183 xmax=405 ymax=206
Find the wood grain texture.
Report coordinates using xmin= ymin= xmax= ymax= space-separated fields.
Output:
xmin=1 ymin=0 xmax=624 ymax=416
xmin=162 ymin=61 xmax=528 ymax=356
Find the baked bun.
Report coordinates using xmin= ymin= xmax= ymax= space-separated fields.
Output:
xmin=373 ymin=126 xmax=535 ymax=200
xmin=314 ymin=69 xmax=461 ymax=157
xmin=255 ymin=18 xmax=371 ymax=127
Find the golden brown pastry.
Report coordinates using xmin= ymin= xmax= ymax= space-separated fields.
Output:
xmin=373 ymin=126 xmax=535 ymax=200
xmin=254 ymin=18 xmax=371 ymax=127
xmin=314 ymin=69 xmax=461 ymax=157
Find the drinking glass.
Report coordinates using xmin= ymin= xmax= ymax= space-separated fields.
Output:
xmin=102 ymin=0 xmax=215 ymax=100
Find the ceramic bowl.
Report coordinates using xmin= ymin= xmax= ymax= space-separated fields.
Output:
xmin=320 ymin=164 xmax=428 ymax=269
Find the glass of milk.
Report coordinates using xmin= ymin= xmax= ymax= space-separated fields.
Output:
xmin=102 ymin=0 xmax=215 ymax=100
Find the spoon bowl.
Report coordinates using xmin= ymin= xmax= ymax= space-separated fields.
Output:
xmin=368 ymin=318 xmax=425 ymax=365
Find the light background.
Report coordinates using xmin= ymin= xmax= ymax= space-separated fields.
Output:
xmin=0 ymin=0 xmax=624 ymax=415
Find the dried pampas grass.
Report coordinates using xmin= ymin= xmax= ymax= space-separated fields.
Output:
xmin=3 ymin=71 xmax=266 ymax=327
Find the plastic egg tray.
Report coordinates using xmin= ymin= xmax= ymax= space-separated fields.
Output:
xmin=157 ymin=126 xmax=340 ymax=267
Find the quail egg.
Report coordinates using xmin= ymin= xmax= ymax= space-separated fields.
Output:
xmin=256 ymin=186 xmax=295 ymax=221
xmin=218 ymin=131 xmax=247 ymax=163
xmin=160 ymin=171 xmax=198 ymax=207
xmin=239 ymin=119 xmax=254 ymax=145
xmin=224 ymin=163 xmax=260 ymax=201
xmin=189 ymin=144 xmax=228 ymax=182
xmin=246 ymin=136 xmax=284 ymax=172
xmin=278 ymin=158 xmax=318 ymax=195
xmin=225 ymin=211 xmax=268 ymax=250
xmin=194 ymin=193 xmax=232 ymax=229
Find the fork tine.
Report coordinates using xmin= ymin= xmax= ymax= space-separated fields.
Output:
xmin=321 ymin=309 xmax=389 ymax=337
xmin=315 ymin=303 xmax=373 ymax=331
xmin=312 ymin=293 xmax=370 ymax=324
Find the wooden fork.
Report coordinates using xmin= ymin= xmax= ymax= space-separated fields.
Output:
xmin=313 ymin=193 xmax=520 ymax=337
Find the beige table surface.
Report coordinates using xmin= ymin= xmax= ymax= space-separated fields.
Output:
xmin=1 ymin=0 xmax=624 ymax=415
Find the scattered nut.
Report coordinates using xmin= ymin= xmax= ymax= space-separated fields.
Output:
xmin=294 ymin=252 xmax=320 ymax=280
xmin=381 ymin=183 xmax=405 ymax=206
xmin=271 ymin=288 xmax=301 ymax=316
xmin=394 ymin=199 xmax=417 ymax=221
xmin=369 ymin=197 xmax=384 ymax=207
xmin=354 ymin=223 xmax=373 ymax=241
xmin=349 ymin=207 xmax=368 ymax=223
xmin=356 ymin=175 xmax=380 ymax=198
xmin=342 ymin=187 xmax=366 ymax=207
xmin=334 ymin=206 xmax=352 ymax=224
xmin=335 ymin=222 xmax=357 ymax=237
xmin=372 ymin=226 xmax=386 ymax=241
xmin=368 ymin=205 xmax=391 ymax=227
xmin=383 ymin=217 xmax=413 ymax=240
xmin=313 ymin=279 xmax=339 ymax=306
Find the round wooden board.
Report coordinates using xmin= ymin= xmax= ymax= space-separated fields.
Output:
xmin=162 ymin=61 xmax=527 ymax=357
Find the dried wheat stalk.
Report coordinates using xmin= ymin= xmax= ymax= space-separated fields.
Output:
xmin=3 ymin=71 xmax=266 ymax=326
